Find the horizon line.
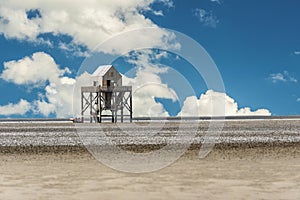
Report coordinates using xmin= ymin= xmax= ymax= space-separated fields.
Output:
xmin=0 ymin=115 xmax=300 ymax=122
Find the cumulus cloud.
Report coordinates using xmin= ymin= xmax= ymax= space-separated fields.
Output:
xmin=269 ymin=70 xmax=297 ymax=83
xmin=0 ymin=0 xmax=175 ymax=54
xmin=179 ymin=90 xmax=271 ymax=116
xmin=1 ymin=52 xmax=67 ymax=86
xmin=194 ymin=8 xmax=219 ymax=28
xmin=0 ymin=52 xmax=75 ymax=117
xmin=0 ymin=99 xmax=31 ymax=116
xmin=33 ymin=100 xmax=56 ymax=116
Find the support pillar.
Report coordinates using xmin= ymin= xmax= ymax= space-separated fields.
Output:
xmin=130 ymin=91 xmax=133 ymax=123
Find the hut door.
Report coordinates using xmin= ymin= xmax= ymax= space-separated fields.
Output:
xmin=107 ymin=80 xmax=111 ymax=87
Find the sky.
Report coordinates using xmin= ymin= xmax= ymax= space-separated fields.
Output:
xmin=0 ymin=0 xmax=299 ymax=118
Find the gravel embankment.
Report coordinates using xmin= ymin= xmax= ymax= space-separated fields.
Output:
xmin=0 ymin=120 xmax=299 ymax=155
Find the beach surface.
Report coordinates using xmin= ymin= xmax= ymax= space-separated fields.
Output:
xmin=0 ymin=119 xmax=299 ymax=199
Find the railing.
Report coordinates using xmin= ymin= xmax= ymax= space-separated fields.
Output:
xmin=81 ymin=86 xmax=132 ymax=93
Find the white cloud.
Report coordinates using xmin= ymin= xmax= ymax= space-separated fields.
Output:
xmin=58 ymin=42 xmax=91 ymax=57
xmin=0 ymin=52 xmax=76 ymax=117
xmin=0 ymin=0 xmax=175 ymax=54
xmin=0 ymin=99 xmax=31 ymax=116
xmin=153 ymin=10 xmax=164 ymax=16
xmin=179 ymin=90 xmax=271 ymax=116
xmin=297 ymin=98 xmax=300 ymax=102
xmin=236 ymin=107 xmax=271 ymax=116
xmin=294 ymin=51 xmax=300 ymax=55
xmin=270 ymin=73 xmax=285 ymax=82
xmin=150 ymin=0 xmax=174 ymax=16
xmin=0 ymin=6 xmax=41 ymax=40
xmin=159 ymin=0 xmax=174 ymax=8
xmin=33 ymin=100 xmax=56 ymax=116
xmin=1 ymin=52 xmax=64 ymax=86
xmin=194 ymin=8 xmax=219 ymax=28
xmin=269 ymin=70 xmax=297 ymax=83
xmin=209 ymin=0 xmax=222 ymax=4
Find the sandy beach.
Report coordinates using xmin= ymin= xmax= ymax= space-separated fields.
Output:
xmin=0 ymin=119 xmax=299 ymax=199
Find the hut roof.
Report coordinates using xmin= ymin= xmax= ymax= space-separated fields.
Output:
xmin=91 ymin=65 xmax=113 ymax=77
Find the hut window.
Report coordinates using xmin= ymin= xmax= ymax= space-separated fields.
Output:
xmin=109 ymin=72 xmax=114 ymax=77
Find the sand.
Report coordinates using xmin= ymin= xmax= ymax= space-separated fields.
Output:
xmin=0 ymin=150 xmax=299 ymax=200
xmin=0 ymin=119 xmax=299 ymax=199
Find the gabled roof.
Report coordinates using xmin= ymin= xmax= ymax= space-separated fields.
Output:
xmin=91 ymin=65 xmax=113 ymax=77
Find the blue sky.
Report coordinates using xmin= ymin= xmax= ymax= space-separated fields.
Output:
xmin=0 ymin=0 xmax=299 ymax=117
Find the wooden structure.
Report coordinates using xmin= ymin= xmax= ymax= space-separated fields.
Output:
xmin=81 ymin=65 xmax=132 ymax=123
